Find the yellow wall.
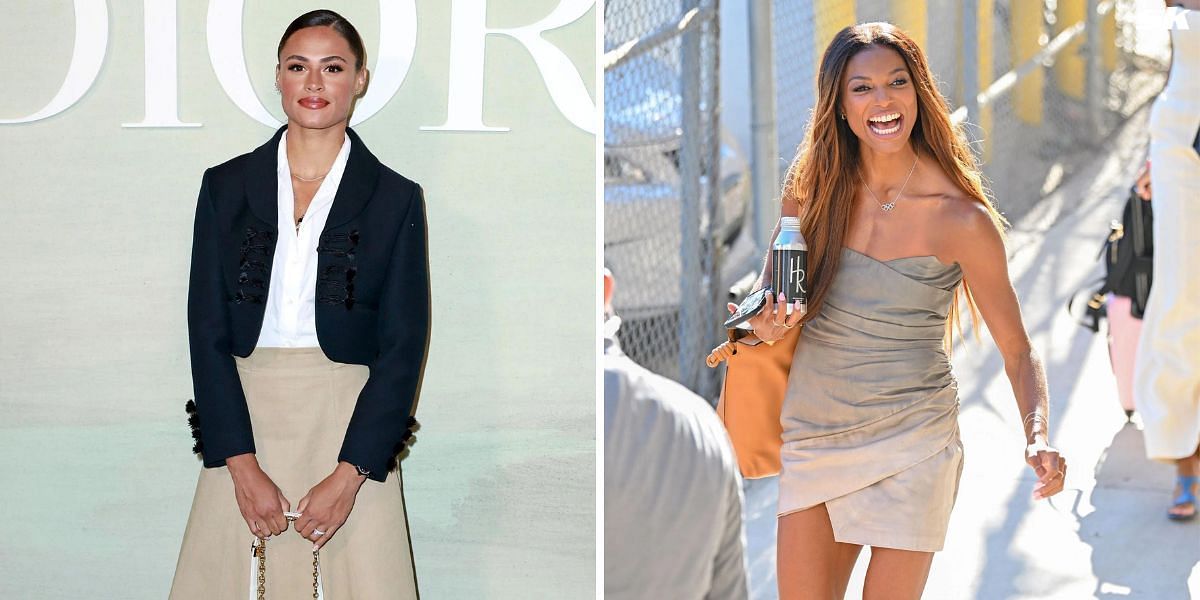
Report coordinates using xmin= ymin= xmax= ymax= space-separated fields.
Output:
xmin=814 ymin=0 xmax=856 ymax=63
xmin=1054 ymin=0 xmax=1086 ymax=99
xmin=1102 ymin=5 xmax=1118 ymax=72
xmin=890 ymin=0 xmax=928 ymax=48
xmin=1012 ymin=0 xmax=1045 ymax=125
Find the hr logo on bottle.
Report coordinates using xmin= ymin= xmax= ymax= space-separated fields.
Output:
xmin=789 ymin=257 xmax=807 ymax=296
xmin=772 ymin=248 xmax=808 ymax=304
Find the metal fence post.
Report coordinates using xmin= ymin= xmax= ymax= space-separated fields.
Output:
xmin=1085 ymin=0 xmax=1104 ymax=140
xmin=701 ymin=0 xmax=723 ymax=400
xmin=961 ymin=0 xmax=981 ymax=157
xmin=749 ymin=0 xmax=778 ymax=253
xmin=679 ymin=0 xmax=703 ymax=392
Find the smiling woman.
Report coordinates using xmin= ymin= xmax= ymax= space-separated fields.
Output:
xmin=169 ymin=10 xmax=426 ymax=600
xmin=722 ymin=22 xmax=1071 ymax=600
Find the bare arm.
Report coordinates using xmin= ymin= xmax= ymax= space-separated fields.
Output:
xmin=946 ymin=203 xmax=1067 ymax=499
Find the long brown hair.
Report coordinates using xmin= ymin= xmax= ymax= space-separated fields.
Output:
xmin=782 ymin=22 xmax=1007 ymax=346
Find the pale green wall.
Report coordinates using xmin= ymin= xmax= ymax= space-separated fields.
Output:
xmin=0 ymin=1 xmax=596 ymax=597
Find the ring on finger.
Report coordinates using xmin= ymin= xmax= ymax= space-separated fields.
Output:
xmin=312 ymin=529 xmax=326 ymax=537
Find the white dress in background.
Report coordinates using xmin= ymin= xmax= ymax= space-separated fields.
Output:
xmin=1135 ymin=6 xmax=1200 ymax=460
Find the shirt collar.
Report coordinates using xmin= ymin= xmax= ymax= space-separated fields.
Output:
xmin=278 ymin=129 xmax=352 ymax=177
xmin=603 ymin=314 xmax=623 ymax=356
xmin=276 ymin=129 xmax=353 ymax=217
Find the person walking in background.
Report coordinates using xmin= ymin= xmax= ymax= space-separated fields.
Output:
xmin=603 ymin=268 xmax=749 ymax=599
xmin=739 ymin=23 xmax=1066 ymax=599
xmin=171 ymin=10 xmax=429 ymax=598
xmin=1133 ymin=0 xmax=1200 ymax=522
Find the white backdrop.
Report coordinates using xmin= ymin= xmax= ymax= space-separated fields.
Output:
xmin=0 ymin=1 xmax=596 ymax=597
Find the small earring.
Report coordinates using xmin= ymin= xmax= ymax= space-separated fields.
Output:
xmin=840 ymin=113 xmax=846 ymax=120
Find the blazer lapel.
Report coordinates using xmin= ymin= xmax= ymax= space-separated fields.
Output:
xmin=244 ymin=125 xmax=285 ymax=229
xmin=324 ymin=127 xmax=382 ymax=231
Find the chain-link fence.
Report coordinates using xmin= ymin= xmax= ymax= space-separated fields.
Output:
xmin=603 ymin=0 xmax=729 ymax=397
xmin=766 ymin=0 xmax=1169 ymax=232
xmin=604 ymin=0 xmax=1168 ymax=400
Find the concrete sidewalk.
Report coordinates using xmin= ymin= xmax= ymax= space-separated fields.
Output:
xmin=743 ymin=106 xmax=1200 ymax=599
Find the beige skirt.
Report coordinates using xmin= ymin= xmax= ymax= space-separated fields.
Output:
xmin=780 ymin=436 xmax=964 ymax=552
xmin=170 ymin=348 xmax=418 ymax=599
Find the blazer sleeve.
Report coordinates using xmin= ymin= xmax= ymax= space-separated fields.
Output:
xmin=188 ymin=168 xmax=256 ymax=467
xmin=338 ymin=184 xmax=431 ymax=481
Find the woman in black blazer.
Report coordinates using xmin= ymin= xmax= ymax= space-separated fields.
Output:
xmin=170 ymin=10 xmax=428 ymax=599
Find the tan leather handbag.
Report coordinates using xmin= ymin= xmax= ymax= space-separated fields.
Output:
xmin=711 ymin=325 xmax=801 ymax=479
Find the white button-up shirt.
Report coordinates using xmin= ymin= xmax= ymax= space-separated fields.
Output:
xmin=256 ymin=130 xmax=352 ymax=348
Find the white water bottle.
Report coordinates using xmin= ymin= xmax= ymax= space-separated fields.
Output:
xmin=771 ymin=216 xmax=809 ymax=316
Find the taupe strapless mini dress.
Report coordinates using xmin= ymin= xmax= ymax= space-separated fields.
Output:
xmin=778 ymin=248 xmax=964 ymax=552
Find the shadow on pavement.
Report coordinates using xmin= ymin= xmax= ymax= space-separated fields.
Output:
xmin=1078 ymin=423 xmax=1198 ymax=599
xmin=968 ymin=285 xmax=1101 ymax=599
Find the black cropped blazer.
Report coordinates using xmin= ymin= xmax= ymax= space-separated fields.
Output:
xmin=187 ymin=125 xmax=430 ymax=482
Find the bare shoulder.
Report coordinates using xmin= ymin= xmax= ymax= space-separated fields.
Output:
xmin=909 ymin=160 xmax=992 ymax=230
xmin=932 ymin=195 xmax=1005 ymax=266
xmin=937 ymin=195 xmax=994 ymax=230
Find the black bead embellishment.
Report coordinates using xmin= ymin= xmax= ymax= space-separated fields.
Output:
xmin=386 ymin=416 xmax=420 ymax=472
xmin=236 ymin=227 xmax=274 ymax=304
xmin=316 ymin=230 xmax=359 ymax=309
xmin=184 ymin=399 xmax=204 ymax=456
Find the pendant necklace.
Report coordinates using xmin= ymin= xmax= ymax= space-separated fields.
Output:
xmin=291 ymin=171 xmax=323 ymax=230
xmin=861 ymin=153 xmax=918 ymax=212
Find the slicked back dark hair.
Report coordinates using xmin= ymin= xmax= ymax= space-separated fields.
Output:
xmin=277 ymin=9 xmax=366 ymax=70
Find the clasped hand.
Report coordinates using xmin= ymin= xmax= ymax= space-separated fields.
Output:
xmin=229 ymin=456 xmax=366 ymax=550
xmin=747 ymin=291 xmax=804 ymax=343
xmin=293 ymin=462 xmax=367 ymax=550
xmin=707 ymin=292 xmax=805 ymax=366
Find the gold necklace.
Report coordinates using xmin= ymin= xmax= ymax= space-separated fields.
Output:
xmin=860 ymin=153 xmax=918 ymax=212
xmin=291 ymin=171 xmax=328 ymax=183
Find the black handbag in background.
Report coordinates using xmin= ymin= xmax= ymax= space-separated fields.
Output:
xmin=1105 ymin=188 xmax=1154 ymax=317
xmin=1069 ymin=187 xmax=1154 ymax=331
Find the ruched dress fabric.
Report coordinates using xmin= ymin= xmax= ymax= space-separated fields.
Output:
xmin=778 ymin=248 xmax=964 ymax=552
xmin=170 ymin=348 xmax=418 ymax=600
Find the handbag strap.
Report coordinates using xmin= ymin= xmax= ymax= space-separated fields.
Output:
xmin=253 ymin=537 xmax=320 ymax=600
xmin=1066 ymin=275 xmax=1108 ymax=333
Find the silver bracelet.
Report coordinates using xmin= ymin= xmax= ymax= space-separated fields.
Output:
xmin=1022 ymin=411 xmax=1047 ymax=431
